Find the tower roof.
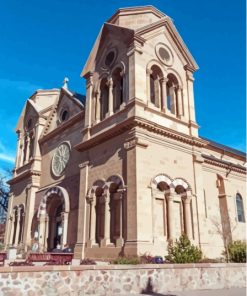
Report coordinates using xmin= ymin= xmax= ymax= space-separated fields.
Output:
xmin=107 ymin=5 xmax=168 ymax=30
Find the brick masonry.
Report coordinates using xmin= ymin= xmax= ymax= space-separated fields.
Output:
xmin=0 ymin=263 xmax=245 ymax=295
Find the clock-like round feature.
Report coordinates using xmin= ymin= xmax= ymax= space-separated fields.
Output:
xmin=52 ymin=142 xmax=70 ymax=177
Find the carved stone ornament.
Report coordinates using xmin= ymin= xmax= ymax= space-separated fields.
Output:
xmin=52 ymin=142 xmax=71 ymax=177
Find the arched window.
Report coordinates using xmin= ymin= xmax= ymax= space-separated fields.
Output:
xmin=236 ymin=193 xmax=245 ymax=222
xmin=112 ymin=68 xmax=123 ymax=112
xmin=149 ymin=65 xmax=163 ymax=108
xmin=100 ymin=78 xmax=109 ymax=120
xmin=166 ymin=74 xmax=179 ymax=115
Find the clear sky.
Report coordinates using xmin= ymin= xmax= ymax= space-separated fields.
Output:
xmin=0 ymin=0 xmax=245 ymax=174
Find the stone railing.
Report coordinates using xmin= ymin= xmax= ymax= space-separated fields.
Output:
xmin=0 ymin=263 xmax=245 ymax=295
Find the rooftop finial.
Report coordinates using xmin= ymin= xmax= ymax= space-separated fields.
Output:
xmin=63 ymin=77 xmax=69 ymax=89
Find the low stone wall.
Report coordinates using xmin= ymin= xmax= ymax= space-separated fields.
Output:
xmin=0 ymin=263 xmax=245 ymax=295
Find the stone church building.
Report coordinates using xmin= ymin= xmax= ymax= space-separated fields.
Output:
xmin=5 ymin=6 xmax=246 ymax=259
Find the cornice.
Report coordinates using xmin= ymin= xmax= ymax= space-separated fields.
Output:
xmin=39 ymin=111 xmax=84 ymax=144
xmin=8 ymin=170 xmax=41 ymax=185
xmin=135 ymin=117 xmax=207 ymax=147
xmin=107 ymin=6 xmax=165 ymax=24
xmin=202 ymin=154 xmax=246 ymax=175
xmin=75 ymin=115 xmax=207 ymax=151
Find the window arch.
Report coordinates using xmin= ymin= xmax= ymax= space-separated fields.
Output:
xmin=236 ymin=193 xmax=245 ymax=222
xmin=166 ymin=73 xmax=179 ymax=115
xmin=100 ymin=78 xmax=109 ymax=120
xmin=112 ymin=67 xmax=123 ymax=112
xmin=149 ymin=65 xmax=163 ymax=108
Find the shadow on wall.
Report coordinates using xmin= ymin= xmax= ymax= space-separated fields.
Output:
xmin=141 ymin=277 xmax=177 ymax=296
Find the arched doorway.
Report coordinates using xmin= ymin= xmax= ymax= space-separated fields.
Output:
xmin=37 ymin=186 xmax=70 ymax=251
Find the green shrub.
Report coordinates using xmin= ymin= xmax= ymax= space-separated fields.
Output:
xmin=112 ymin=256 xmax=140 ymax=265
xmin=228 ymin=241 xmax=246 ymax=263
xmin=166 ymin=234 xmax=202 ymax=263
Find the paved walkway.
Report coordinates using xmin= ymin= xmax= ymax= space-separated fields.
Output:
xmin=119 ymin=288 xmax=246 ymax=296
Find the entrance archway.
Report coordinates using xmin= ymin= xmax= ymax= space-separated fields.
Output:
xmin=37 ymin=186 xmax=70 ymax=251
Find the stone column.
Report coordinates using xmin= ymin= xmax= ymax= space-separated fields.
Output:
xmin=9 ymin=211 xmax=16 ymax=246
xmin=169 ymin=86 xmax=176 ymax=115
xmin=88 ymin=197 xmax=96 ymax=247
xmin=4 ymin=193 xmax=14 ymax=246
xmin=146 ymin=69 xmax=152 ymax=104
xmin=95 ymin=91 xmax=101 ymax=123
xmin=101 ymin=190 xmax=111 ymax=247
xmin=38 ymin=215 xmax=46 ymax=252
xmin=22 ymin=185 xmax=39 ymax=251
xmin=116 ymin=190 xmax=124 ymax=247
xmin=19 ymin=143 xmax=24 ymax=167
xmin=166 ymin=191 xmax=175 ymax=241
xmin=61 ymin=212 xmax=69 ymax=248
xmin=25 ymin=134 xmax=30 ymax=164
xmin=44 ymin=214 xmax=49 ymax=250
xmin=74 ymin=161 xmax=89 ymax=259
xmin=121 ymin=71 xmax=127 ymax=106
xmin=183 ymin=196 xmax=193 ymax=240
xmin=83 ymin=72 xmax=93 ymax=140
xmin=176 ymin=86 xmax=183 ymax=118
xmin=15 ymin=131 xmax=21 ymax=170
xmin=161 ymin=78 xmax=168 ymax=112
xmin=14 ymin=207 xmax=21 ymax=246
xmin=108 ymin=78 xmax=114 ymax=116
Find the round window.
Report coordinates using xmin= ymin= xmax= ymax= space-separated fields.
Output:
xmin=60 ymin=110 xmax=69 ymax=122
xmin=159 ymin=47 xmax=170 ymax=62
xmin=155 ymin=43 xmax=173 ymax=66
xmin=105 ymin=51 xmax=115 ymax=66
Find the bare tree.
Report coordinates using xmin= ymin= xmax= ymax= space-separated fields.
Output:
xmin=211 ymin=216 xmax=237 ymax=262
xmin=0 ymin=171 xmax=11 ymax=217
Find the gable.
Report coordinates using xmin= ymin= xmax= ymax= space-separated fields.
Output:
xmin=136 ymin=18 xmax=198 ymax=72
xmin=16 ymin=100 xmax=39 ymax=132
xmin=41 ymin=88 xmax=84 ymax=137
xmin=81 ymin=23 xmax=134 ymax=77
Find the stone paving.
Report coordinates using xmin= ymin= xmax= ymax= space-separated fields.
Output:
xmin=127 ymin=288 xmax=246 ymax=296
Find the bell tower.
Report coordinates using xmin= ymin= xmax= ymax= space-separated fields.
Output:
xmin=80 ymin=5 xmax=199 ymax=143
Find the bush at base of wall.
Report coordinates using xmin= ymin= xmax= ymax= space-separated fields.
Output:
xmin=228 ymin=241 xmax=246 ymax=263
xmin=166 ymin=234 xmax=202 ymax=263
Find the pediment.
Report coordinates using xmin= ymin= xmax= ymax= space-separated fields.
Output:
xmin=16 ymin=99 xmax=39 ymax=132
xmin=136 ymin=18 xmax=198 ymax=71
xmin=81 ymin=23 xmax=134 ymax=77
xmin=107 ymin=5 xmax=166 ymax=30
xmin=41 ymin=88 xmax=84 ymax=137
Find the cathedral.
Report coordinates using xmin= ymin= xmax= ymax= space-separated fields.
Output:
xmin=5 ymin=6 xmax=246 ymax=260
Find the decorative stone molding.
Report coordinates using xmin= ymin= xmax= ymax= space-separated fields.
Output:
xmin=124 ymin=137 xmax=148 ymax=150
xmin=202 ymin=154 xmax=246 ymax=175
xmin=40 ymin=111 xmax=84 ymax=144
xmin=75 ymin=115 xmax=206 ymax=152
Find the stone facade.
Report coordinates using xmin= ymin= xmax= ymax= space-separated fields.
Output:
xmin=0 ymin=264 xmax=245 ymax=295
xmin=5 ymin=6 xmax=246 ymax=259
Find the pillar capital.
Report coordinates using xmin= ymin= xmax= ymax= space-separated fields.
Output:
xmin=107 ymin=77 xmax=113 ymax=87
xmin=85 ymin=72 xmax=94 ymax=88
xmin=165 ymin=194 xmax=174 ymax=202
xmin=182 ymin=196 xmax=192 ymax=204
xmin=160 ymin=77 xmax=168 ymax=83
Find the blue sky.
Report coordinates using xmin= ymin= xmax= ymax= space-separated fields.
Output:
xmin=0 ymin=0 xmax=245 ymax=174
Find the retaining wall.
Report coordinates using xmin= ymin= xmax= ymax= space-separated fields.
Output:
xmin=0 ymin=263 xmax=245 ymax=295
